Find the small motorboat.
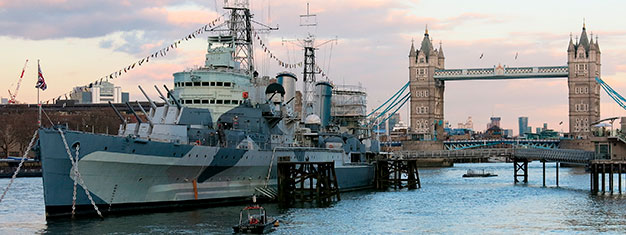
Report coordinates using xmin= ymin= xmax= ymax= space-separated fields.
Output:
xmin=463 ymin=169 xmax=498 ymax=178
xmin=233 ymin=204 xmax=278 ymax=234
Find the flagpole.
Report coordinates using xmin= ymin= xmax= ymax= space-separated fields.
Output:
xmin=37 ymin=59 xmax=41 ymax=127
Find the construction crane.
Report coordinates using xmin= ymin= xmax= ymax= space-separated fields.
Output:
xmin=8 ymin=59 xmax=28 ymax=104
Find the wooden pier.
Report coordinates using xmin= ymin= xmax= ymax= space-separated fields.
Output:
xmin=277 ymin=162 xmax=340 ymax=204
xmin=589 ymin=161 xmax=626 ymax=194
xmin=375 ymin=159 xmax=421 ymax=190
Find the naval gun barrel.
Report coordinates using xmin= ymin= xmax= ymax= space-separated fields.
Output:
xmin=136 ymin=101 xmax=154 ymax=126
xmin=137 ymin=85 xmax=157 ymax=110
xmin=163 ymin=85 xmax=182 ymax=109
xmin=125 ymin=102 xmax=143 ymax=125
xmin=153 ymin=85 xmax=169 ymax=104
xmin=108 ymin=101 xmax=126 ymax=124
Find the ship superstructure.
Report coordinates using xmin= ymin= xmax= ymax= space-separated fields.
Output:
xmin=173 ymin=35 xmax=251 ymax=119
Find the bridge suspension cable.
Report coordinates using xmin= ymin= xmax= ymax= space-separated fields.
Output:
xmin=367 ymin=81 xmax=409 ymax=117
xmin=369 ymin=92 xmax=410 ymax=125
xmin=596 ymin=77 xmax=626 ymax=110
xmin=374 ymin=93 xmax=410 ymax=128
xmin=367 ymin=81 xmax=411 ymax=128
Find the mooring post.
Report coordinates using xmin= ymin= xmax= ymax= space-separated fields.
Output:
xmin=542 ymin=160 xmax=546 ymax=187
xmin=555 ymin=162 xmax=559 ymax=187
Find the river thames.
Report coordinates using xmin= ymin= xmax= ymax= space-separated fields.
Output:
xmin=2 ymin=162 xmax=626 ymax=234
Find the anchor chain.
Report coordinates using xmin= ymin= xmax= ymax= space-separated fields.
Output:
xmin=58 ymin=129 xmax=103 ymax=218
xmin=0 ymin=129 xmax=38 ymax=203
xmin=71 ymin=146 xmax=79 ymax=217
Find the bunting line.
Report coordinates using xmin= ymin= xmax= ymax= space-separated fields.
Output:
xmin=253 ymin=31 xmax=302 ymax=69
xmin=44 ymin=14 xmax=225 ymax=104
xmin=315 ymin=65 xmax=330 ymax=81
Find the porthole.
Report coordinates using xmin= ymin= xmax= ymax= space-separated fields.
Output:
xmin=138 ymin=178 xmax=142 ymax=182
xmin=104 ymin=147 xmax=108 ymax=150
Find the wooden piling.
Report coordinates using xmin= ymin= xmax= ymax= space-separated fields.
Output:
xmin=593 ymin=164 xmax=600 ymax=194
xmin=542 ymin=160 xmax=546 ymax=187
xmin=617 ymin=163 xmax=622 ymax=194
xmin=610 ymin=164 xmax=614 ymax=194
xmin=556 ymin=162 xmax=559 ymax=187
xmin=375 ymin=159 xmax=421 ymax=190
xmin=590 ymin=164 xmax=595 ymax=194
xmin=602 ymin=164 xmax=606 ymax=194
xmin=277 ymin=162 xmax=340 ymax=205
xmin=513 ymin=159 xmax=529 ymax=184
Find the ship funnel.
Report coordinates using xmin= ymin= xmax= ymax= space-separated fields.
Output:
xmin=276 ymin=72 xmax=297 ymax=111
xmin=315 ymin=81 xmax=333 ymax=128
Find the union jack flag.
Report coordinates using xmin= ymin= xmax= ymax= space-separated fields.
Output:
xmin=35 ymin=61 xmax=47 ymax=90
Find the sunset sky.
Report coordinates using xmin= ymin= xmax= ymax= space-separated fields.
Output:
xmin=2 ymin=0 xmax=626 ymax=135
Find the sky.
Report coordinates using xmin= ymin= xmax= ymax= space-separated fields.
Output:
xmin=2 ymin=0 xmax=626 ymax=135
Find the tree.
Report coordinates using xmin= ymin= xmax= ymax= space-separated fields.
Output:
xmin=13 ymin=112 xmax=38 ymax=157
xmin=0 ymin=114 xmax=18 ymax=158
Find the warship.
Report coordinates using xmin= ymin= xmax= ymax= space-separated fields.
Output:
xmin=38 ymin=2 xmax=378 ymax=218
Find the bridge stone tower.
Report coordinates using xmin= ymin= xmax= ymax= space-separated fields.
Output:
xmin=567 ymin=24 xmax=601 ymax=139
xmin=408 ymin=29 xmax=445 ymax=141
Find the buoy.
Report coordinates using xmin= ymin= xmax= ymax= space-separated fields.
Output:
xmin=274 ymin=220 xmax=280 ymax=227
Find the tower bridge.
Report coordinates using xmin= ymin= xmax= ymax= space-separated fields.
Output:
xmin=407 ymin=24 xmax=600 ymax=149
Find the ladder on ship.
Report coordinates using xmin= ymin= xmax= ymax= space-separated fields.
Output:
xmin=255 ymin=186 xmax=279 ymax=200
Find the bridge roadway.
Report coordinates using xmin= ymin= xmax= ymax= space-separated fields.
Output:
xmin=392 ymin=148 xmax=597 ymax=165
xmin=433 ymin=66 xmax=568 ymax=81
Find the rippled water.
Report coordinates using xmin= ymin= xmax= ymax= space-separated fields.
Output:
xmin=2 ymin=162 xmax=626 ymax=234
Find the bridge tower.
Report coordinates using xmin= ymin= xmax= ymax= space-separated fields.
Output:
xmin=408 ymin=28 xmax=445 ymax=141
xmin=567 ymin=23 xmax=601 ymax=139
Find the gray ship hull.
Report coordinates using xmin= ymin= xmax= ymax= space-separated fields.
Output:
xmin=38 ymin=129 xmax=374 ymax=217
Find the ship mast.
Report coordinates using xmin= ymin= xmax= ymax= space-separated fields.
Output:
xmin=223 ymin=0 xmax=254 ymax=77
xmin=285 ymin=3 xmax=336 ymax=118
xmin=213 ymin=0 xmax=277 ymax=80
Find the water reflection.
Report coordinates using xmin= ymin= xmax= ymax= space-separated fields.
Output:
xmin=2 ymin=163 xmax=626 ymax=234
